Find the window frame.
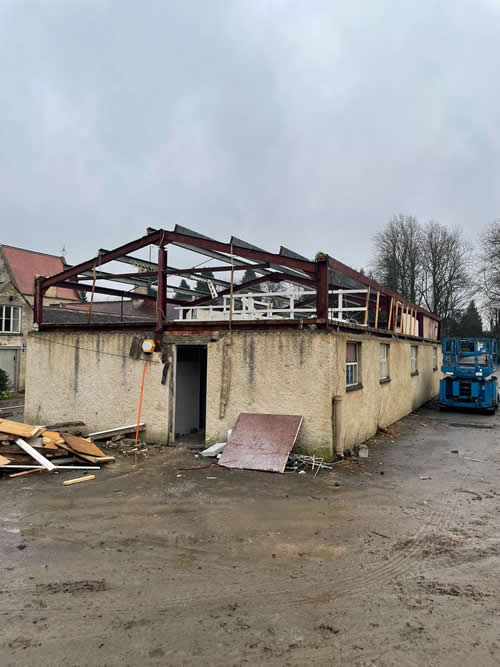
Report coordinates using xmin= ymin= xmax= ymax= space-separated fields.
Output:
xmin=346 ymin=341 xmax=361 ymax=390
xmin=0 ymin=305 xmax=21 ymax=334
xmin=410 ymin=345 xmax=418 ymax=375
xmin=379 ymin=343 xmax=390 ymax=383
xmin=433 ymin=346 xmax=438 ymax=371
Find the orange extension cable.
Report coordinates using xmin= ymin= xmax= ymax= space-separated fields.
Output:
xmin=134 ymin=361 xmax=147 ymax=465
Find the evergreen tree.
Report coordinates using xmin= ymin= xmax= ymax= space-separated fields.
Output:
xmin=174 ymin=278 xmax=190 ymax=300
xmin=459 ymin=300 xmax=483 ymax=337
xmin=195 ymin=270 xmax=215 ymax=294
xmin=240 ymin=268 xmax=258 ymax=285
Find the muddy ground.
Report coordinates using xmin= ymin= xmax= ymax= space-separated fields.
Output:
xmin=1 ymin=406 xmax=500 ymax=666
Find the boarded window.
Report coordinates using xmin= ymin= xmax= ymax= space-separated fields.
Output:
xmin=411 ymin=345 xmax=418 ymax=374
xmin=346 ymin=342 xmax=360 ymax=387
xmin=380 ymin=344 xmax=390 ymax=379
xmin=0 ymin=305 xmax=21 ymax=333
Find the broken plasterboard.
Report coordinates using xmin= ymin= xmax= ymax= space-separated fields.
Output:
xmin=200 ymin=442 xmax=226 ymax=458
xmin=218 ymin=413 xmax=303 ymax=473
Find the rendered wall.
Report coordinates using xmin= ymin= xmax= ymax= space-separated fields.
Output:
xmin=25 ymin=331 xmax=170 ymax=441
xmin=25 ymin=328 xmax=441 ymax=454
xmin=336 ymin=332 xmax=441 ymax=450
xmin=205 ymin=329 xmax=441 ymax=457
xmin=205 ymin=331 xmax=336 ymax=457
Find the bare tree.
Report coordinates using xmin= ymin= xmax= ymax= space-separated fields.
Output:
xmin=372 ymin=216 xmax=473 ymax=334
xmin=479 ymin=221 xmax=500 ymax=332
xmin=419 ymin=222 xmax=472 ymax=321
xmin=373 ymin=214 xmax=422 ymax=302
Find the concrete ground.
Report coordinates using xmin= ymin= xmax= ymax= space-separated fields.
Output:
xmin=1 ymin=405 xmax=500 ymax=666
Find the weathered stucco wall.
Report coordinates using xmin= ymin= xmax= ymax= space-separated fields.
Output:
xmin=25 ymin=328 xmax=440 ymax=454
xmin=336 ymin=332 xmax=441 ymax=450
xmin=205 ymin=331 xmax=335 ymax=457
xmin=25 ymin=332 xmax=170 ymax=441
xmin=205 ymin=329 xmax=440 ymax=457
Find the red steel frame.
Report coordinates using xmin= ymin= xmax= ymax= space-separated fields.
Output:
xmin=34 ymin=228 xmax=440 ymax=345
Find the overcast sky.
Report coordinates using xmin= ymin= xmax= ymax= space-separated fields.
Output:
xmin=2 ymin=0 xmax=500 ymax=271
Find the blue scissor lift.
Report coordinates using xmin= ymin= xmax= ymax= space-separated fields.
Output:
xmin=440 ymin=338 xmax=498 ymax=412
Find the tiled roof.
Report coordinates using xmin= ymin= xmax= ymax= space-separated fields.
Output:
xmin=1 ymin=245 xmax=79 ymax=300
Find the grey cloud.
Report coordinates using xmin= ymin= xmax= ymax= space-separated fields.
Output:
xmin=1 ymin=0 xmax=500 ymax=269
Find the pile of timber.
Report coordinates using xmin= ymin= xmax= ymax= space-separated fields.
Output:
xmin=0 ymin=419 xmax=114 ymax=479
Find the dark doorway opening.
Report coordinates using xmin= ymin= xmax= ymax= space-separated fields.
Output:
xmin=175 ymin=345 xmax=207 ymax=441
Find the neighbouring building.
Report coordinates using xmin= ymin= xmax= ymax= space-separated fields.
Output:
xmin=0 ymin=245 xmax=80 ymax=390
xmin=24 ymin=226 xmax=441 ymax=456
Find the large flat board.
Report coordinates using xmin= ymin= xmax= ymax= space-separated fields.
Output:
xmin=218 ymin=413 xmax=303 ymax=473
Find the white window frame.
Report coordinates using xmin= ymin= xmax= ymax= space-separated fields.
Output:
xmin=346 ymin=342 xmax=360 ymax=387
xmin=379 ymin=343 xmax=390 ymax=380
xmin=410 ymin=345 xmax=418 ymax=374
xmin=0 ymin=305 xmax=21 ymax=334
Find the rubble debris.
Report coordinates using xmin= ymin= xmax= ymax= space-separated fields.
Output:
xmin=200 ymin=442 xmax=226 ymax=458
xmin=0 ymin=419 xmax=116 ymax=481
xmin=63 ymin=475 xmax=96 ymax=486
xmin=286 ymin=455 xmax=335 ymax=476
xmin=15 ymin=438 xmax=56 ymax=471
xmin=219 ymin=413 xmax=303 ymax=473
xmin=359 ymin=444 xmax=369 ymax=458
xmin=0 ymin=419 xmax=42 ymax=439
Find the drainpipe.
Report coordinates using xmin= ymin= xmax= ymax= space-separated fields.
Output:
xmin=333 ymin=395 xmax=344 ymax=458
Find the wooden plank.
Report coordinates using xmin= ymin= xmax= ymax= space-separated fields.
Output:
xmin=393 ymin=302 xmax=399 ymax=331
xmin=374 ymin=291 xmax=380 ymax=328
xmin=61 ymin=434 xmax=106 ymax=458
xmin=8 ymin=469 xmax=42 ymax=478
xmin=363 ymin=288 xmax=371 ymax=326
xmin=42 ymin=431 xmax=65 ymax=443
xmin=0 ymin=446 xmax=68 ymax=457
xmin=0 ymin=420 xmax=41 ymax=439
xmin=15 ymin=438 xmax=55 ymax=471
xmin=42 ymin=437 xmax=60 ymax=449
xmin=0 ymin=454 xmax=11 ymax=465
xmin=63 ymin=475 xmax=95 ymax=486
xmin=0 ymin=434 xmax=19 ymax=442
xmin=387 ymin=298 xmax=393 ymax=330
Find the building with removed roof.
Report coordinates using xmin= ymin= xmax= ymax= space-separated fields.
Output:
xmin=24 ymin=227 xmax=442 ymax=456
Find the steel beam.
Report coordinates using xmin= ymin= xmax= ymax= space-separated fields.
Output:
xmin=33 ymin=275 xmax=45 ymax=326
xmin=100 ymin=250 xmax=232 ymax=290
xmin=40 ymin=230 xmax=162 ymax=290
xmin=315 ymin=257 xmax=329 ymax=322
xmin=147 ymin=225 xmax=316 ymax=275
xmin=157 ymin=246 xmax=167 ymax=337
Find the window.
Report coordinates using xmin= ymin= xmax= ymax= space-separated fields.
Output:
xmin=410 ymin=345 xmax=418 ymax=375
xmin=379 ymin=344 xmax=390 ymax=380
xmin=0 ymin=305 xmax=21 ymax=333
xmin=346 ymin=342 xmax=360 ymax=387
xmin=433 ymin=346 xmax=438 ymax=371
